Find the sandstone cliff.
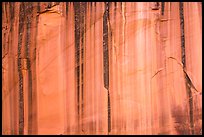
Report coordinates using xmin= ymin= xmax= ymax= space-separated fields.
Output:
xmin=2 ymin=2 xmax=202 ymax=135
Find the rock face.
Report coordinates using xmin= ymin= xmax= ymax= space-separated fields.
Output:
xmin=2 ymin=2 xmax=202 ymax=135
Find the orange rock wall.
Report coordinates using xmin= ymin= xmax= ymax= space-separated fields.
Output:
xmin=2 ymin=2 xmax=202 ymax=135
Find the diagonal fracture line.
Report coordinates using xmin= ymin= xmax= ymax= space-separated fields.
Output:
xmin=167 ymin=56 xmax=201 ymax=94
xmin=151 ymin=68 xmax=164 ymax=79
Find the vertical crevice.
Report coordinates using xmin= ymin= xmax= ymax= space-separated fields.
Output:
xmin=18 ymin=2 xmax=25 ymax=135
xmin=103 ymin=2 xmax=111 ymax=134
xmin=179 ymin=2 xmax=194 ymax=135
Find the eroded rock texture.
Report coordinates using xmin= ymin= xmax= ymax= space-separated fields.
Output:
xmin=2 ymin=2 xmax=202 ymax=135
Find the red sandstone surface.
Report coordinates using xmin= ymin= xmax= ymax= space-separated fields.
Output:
xmin=2 ymin=2 xmax=202 ymax=135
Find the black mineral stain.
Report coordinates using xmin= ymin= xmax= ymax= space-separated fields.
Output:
xmin=179 ymin=2 xmax=194 ymax=135
xmin=66 ymin=2 xmax=68 ymax=18
xmin=18 ymin=2 xmax=25 ymax=135
xmin=103 ymin=3 xmax=109 ymax=90
xmin=74 ymin=3 xmax=80 ymax=122
xmin=24 ymin=2 xmax=33 ymax=134
xmin=9 ymin=3 xmax=14 ymax=25
xmin=80 ymin=2 xmax=86 ymax=132
xmin=74 ymin=2 xmax=86 ymax=133
xmin=103 ymin=2 xmax=111 ymax=134
xmin=172 ymin=106 xmax=190 ymax=134
xmin=179 ymin=2 xmax=186 ymax=67
xmin=161 ymin=2 xmax=165 ymax=15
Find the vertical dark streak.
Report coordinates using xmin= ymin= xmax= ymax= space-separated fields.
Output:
xmin=114 ymin=3 xmax=116 ymax=20
xmin=161 ymin=2 xmax=165 ymax=15
xmin=27 ymin=60 xmax=33 ymax=135
xmin=120 ymin=2 xmax=122 ymax=12
xmin=5 ymin=3 xmax=9 ymax=26
xmin=103 ymin=3 xmax=109 ymax=90
xmin=3 ymin=3 xmax=8 ymax=56
xmin=25 ymin=3 xmax=33 ymax=134
xmin=65 ymin=2 xmax=69 ymax=134
xmin=179 ymin=2 xmax=194 ymax=135
xmin=103 ymin=2 xmax=111 ymax=134
xmin=74 ymin=2 xmax=81 ymax=131
xmin=10 ymin=3 xmax=14 ymax=31
xmin=179 ymin=3 xmax=186 ymax=67
xmin=66 ymin=2 xmax=68 ymax=19
xmin=80 ymin=2 xmax=86 ymax=132
xmin=18 ymin=2 xmax=25 ymax=135
xmin=37 ymin=2 xmax=40 ymax=13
